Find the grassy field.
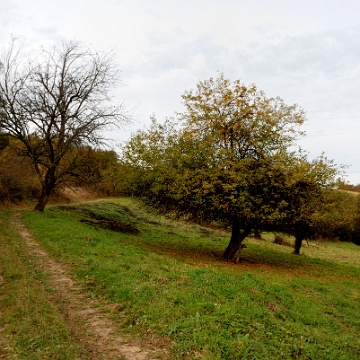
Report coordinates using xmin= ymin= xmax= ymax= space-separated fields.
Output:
xmin=1 ymin=198 xmax=360 ymax=359
xmin=0 ymin=210 xmax=86 ymax=359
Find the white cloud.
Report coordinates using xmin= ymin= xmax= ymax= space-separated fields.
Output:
xmin=2 ymin=0 xmax=360 ymax=182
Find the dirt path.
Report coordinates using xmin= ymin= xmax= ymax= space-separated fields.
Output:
xmin=12 ymin=212 xmax=164 ymax=360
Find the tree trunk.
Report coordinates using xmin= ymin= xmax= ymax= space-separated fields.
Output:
xmin=34 ymin=166 xmax=57 ymax=212
xmin=253 ymin=227 xmax=262 ymax=239
xmin=293 ymin=223 xmax=308 ymax=255
xmin=223 ymin=215 xmax=251 ymax=261
xmin=293 ymin=234 xmax=303 ymax=255
xmin=34 ymin=185 xmax=52 ymax=212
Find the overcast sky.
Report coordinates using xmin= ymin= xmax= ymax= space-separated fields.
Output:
xmin=2 ymin=0 xmax=360 ymax=183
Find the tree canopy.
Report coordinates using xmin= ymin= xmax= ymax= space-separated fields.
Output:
xmin=0 ymin=40 xmax=130 ymax=211
xmin=121 ymin=74 xmax=343 ymax=260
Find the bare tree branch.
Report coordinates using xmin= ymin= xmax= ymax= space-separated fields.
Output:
xmin=0 ymin=39 xmax=131 ymax=211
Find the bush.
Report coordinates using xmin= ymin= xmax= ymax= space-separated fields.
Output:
xmin=0 ymin=143 xmax=41 ymax=203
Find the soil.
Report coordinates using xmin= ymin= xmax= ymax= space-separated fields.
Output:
xmin=57 ymin=205 xmax=141 ymax=234
xmin=11 ymin=212 xmax=166 ymax=360
xmin=60 ymin=187 xmax=99 ymax=202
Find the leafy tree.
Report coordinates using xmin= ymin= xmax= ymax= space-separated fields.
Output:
xmin=67 ymin=148 xmax=122 ymax=195
xmin=312 ymin=189 xmax=359 ymax=242
xmin=0 ymin=40 xmax=130 ymax=211
xmin=121 ymin=75 xmax=342 ymax=259
xmin=351 ymin=195 xmax=360 ymax=245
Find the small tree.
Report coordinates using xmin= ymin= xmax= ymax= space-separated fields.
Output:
xmin=0 ymin=40 xmax=129 ymax=211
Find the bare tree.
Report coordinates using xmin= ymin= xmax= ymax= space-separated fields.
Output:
xmin=0 ymin=40 xmax=130 ymax=211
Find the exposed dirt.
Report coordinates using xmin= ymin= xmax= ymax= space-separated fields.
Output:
xmin=79 ymin=218 xmax=140 ymax=234
xmin=61 ymin=187 xmax=99 ymax=202
xmin=11 ymin=212 xmax=165 ymax=360
xmin=58 ymin=205 xmax=140 ymax=234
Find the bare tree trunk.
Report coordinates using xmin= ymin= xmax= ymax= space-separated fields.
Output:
xmin=34 ymin=168 xmax=56 ymax=212
xmin=34 ymin=186 xmax=51 ymax=212
xmin=223 ymin=215 xmax=251 ymax=261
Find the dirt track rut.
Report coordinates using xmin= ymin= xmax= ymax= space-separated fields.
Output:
xmin=12 ymin=212 xmax=163 ymax=360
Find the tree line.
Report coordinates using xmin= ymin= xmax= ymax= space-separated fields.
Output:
xmin=1 ymin=41 xmax=359 ymax=262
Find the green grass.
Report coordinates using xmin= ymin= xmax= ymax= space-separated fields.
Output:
xmin=0 ymin=210 xmax=87 ymax=359
xmin=3 ymin=198 xmax=360 ymax=359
